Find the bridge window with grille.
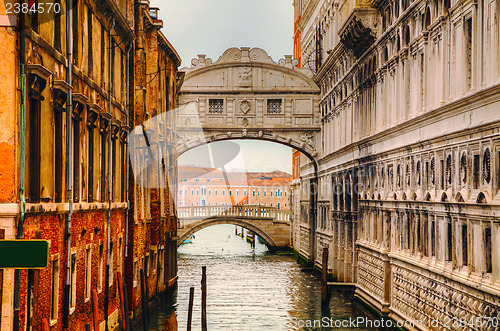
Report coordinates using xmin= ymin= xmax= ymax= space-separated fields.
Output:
xmin=267 ymin=99 xmax=282 ymax=114
xmin=209 ymin=99 xmax=224 ymax=114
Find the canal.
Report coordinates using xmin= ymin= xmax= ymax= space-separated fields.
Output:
xmin=139 ymin=224 xmax=384 ymax=330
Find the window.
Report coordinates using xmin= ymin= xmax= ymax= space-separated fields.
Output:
xmin=215 ymin=190 xmax=218 ymax=196
xmin=473 ymin=154 xmax=480 ymax=189
xmin=72 ymin=0 xmax=78 ymax=63
xmin=209 ymin=99 xmax=224 ymax=114
xmin=253 ymin=190 xmax=255 ymax=196
xmin=120 ymin=131 xmax=126 ymax=202
xmin=258 ymin=190 xmax=260 ymax=197
xmin=85 ymin=248 xmax=91 ymax=299
xmin=53 ymin=91 xmax=65 ymax=203
xmin=197 ymin=190 xmax=199 ymax=195
xmin=109 ymin=243 xmax=114 ymax=285
xmin=98 ymin=244 xmax=103 ymax=290
xmin=196 ymin=179 xmax=199 ymax=182
xmin=100 ymin=23 xmax=105 ymax=86
xmin=28 ymin=76 xmax=43 ymax=203
xmin=51 ymin=259 xmax=59 ymax=321
xmin=229 ymin=190 xmax=232 ymax=196
xmin=236 ymin=190 xmax=239 ymax=196
xmin=30 ymin=0 xmax=39 ymax=32
xmin=73 ymin=106 xmax=83 ymax=202
xmin=133 ymin=261 xmax=137 ymax=287
xmin=208 ymin=190 xmax=211 ymax=195
xmin=70 ymin=253 xmax=76 ymax=309
xmin=485 ymin=227 xmax=492 ymax=273
xmin=464 ymin=18 xmax=472 ymax=90
xmin=118 ymin=238 xmax=123 ymax=275
xmin=54 ymin=0 xmax=61 ymax=51
xmin=191 ymin=190 xmax=194 ymax=195
xmin=222 ymin=190 xmax=225 ymax=196
xmin=264 ymin=191 xmax=267 ymax=197
xmin=446 ymin=221 xmax=452 ymax=262
xmin=87 ymin=110 xmax=98 ymax=202
xmin=110 ymin=39 xmax=115 ymax=96
xmin=111 ymin=127 xmax=117 ymax=201
xmin=267 ymin=99 xmax=282 ymax=114
xmin=431 ymin=220 xmax=436 ymax=257
xmin=179 ymin=190 xmax=182 ymax=195
xmin=87 ymin=6 xmax=93 ymax=76
xmin=243 ymin=190 xmax=246 ymax=196
xmin=271 ymin=191 xmax=273 ymax=197
xmin=100 ymin=117 xmax=109 ymax=202
xmin=462 ymin=224 xmax=468 ymax=266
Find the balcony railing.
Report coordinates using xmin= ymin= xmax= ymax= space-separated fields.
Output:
xmin=178 ymin=205 xmax=290 ymax=222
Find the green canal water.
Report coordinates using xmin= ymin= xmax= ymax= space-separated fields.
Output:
xmin=139 ymin=224 xmax=387 ymax=330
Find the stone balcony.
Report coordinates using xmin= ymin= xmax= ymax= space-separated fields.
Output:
xmin=338 ymin=0 xmax=380 ymax=57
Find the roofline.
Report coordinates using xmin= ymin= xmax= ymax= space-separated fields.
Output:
xmin=158 ymin=30 xmax=182 ymax=67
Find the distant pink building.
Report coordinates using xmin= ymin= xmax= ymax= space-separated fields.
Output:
xmin=177 ymin=167 xmax=291 ymax=209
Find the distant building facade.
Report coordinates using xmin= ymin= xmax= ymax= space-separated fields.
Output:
xmin=178 ymin=167 xmax=292 ymax=210
xmin=0 ymin=2 xmax=181 ymax=330
xmin=293 ymin=0 xmax=500 ymax=326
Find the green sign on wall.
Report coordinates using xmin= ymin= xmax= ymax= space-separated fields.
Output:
xmin=0 ymin=240 xmax=49 ymax=269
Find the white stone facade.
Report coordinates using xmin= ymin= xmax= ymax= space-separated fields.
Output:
xmin=295 ymin=0 xmax=500 ymax=328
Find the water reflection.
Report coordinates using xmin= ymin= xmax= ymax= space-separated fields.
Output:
xmin=141 ymin=224 xmax=384 ymax=330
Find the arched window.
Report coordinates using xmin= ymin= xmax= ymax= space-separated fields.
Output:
xmin=424 ymin=7 xmax=431 ymax=30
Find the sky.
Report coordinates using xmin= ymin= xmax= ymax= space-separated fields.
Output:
xmin=150 ymin=0 xmax=295 ymax=67
xmin=151 ymin=0 xmax=295 ymax=173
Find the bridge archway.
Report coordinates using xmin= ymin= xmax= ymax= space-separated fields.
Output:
xmin=176 ymin=47 xmax=321 ymax=261
xmin=177 ymin=136 xmax=319 ymax=172
xmin=178 ymin=218 xmax=280 ymax=250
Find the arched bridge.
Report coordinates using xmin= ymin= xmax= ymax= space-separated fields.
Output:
xmin=177 ymin=205 xmax=291 ymax=250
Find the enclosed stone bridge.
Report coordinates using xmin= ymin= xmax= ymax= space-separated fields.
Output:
xmin=176 ymin=47 xmax=321 ymax=160
xmin=177 ymin=205 xmax=291 ymax=250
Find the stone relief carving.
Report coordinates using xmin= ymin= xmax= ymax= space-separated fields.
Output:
xmin=240 ymin=99 xmax=251 ymax=114
xmin=239 ymin=67 xmax=252 ymax=86
xmin=301 ymin=132 xmax=315 ymax=147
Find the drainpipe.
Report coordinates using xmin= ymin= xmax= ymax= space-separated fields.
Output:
xmin=63 ymin=0 xmax=74 ymax=327
xmin=123 ymin=42 xmax=132 ymax=331
xmin=13 ymin=10 xmax=27 ymax=330
xmin=105 ymin=18 xmax=116 ymax=331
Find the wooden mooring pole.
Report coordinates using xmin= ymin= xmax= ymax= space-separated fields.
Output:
xmin=187 ymin=286 xmax=195 ymax=331
xmin=321 ymin=247 xmax=329 ymax=307
xmin=201 ymin=266 xmax=207 ymax=331
xmin=140 ymin=269 xmax=149 ymax=331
